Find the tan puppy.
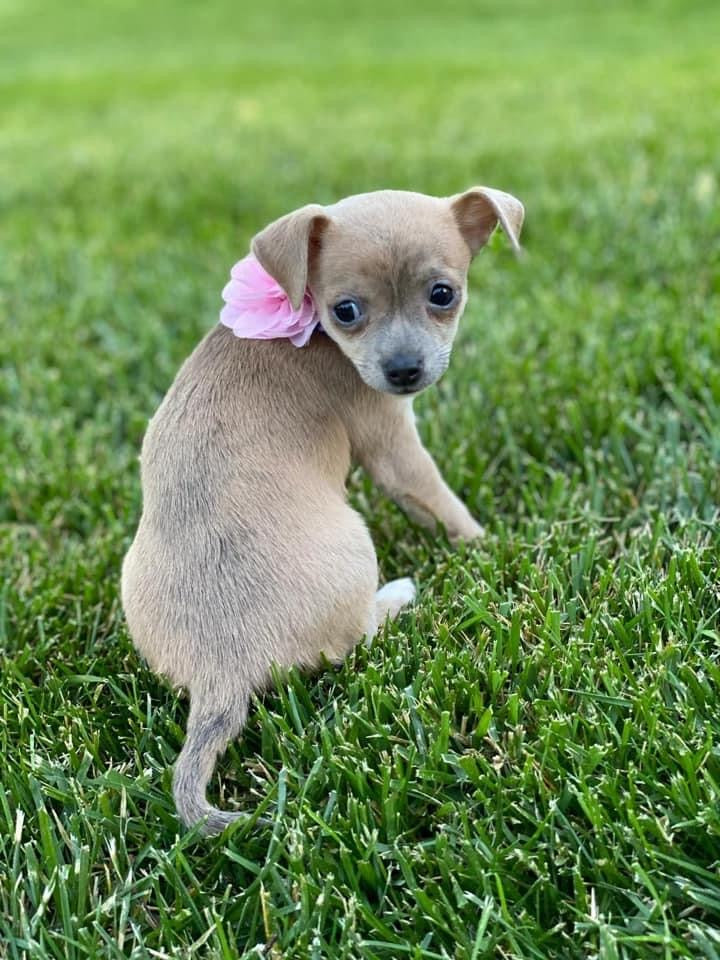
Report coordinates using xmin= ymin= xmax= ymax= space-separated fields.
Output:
xmin=121 ymin=187 xmax=524 ymax=834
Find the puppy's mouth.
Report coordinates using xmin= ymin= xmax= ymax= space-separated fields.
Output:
xmin=373 ymin=371 xmax=439 ymax=396
xmin=382 ymin=381 xmax=427 ymax=396
xmin=351 ymin=361 xmax=447 ymax=397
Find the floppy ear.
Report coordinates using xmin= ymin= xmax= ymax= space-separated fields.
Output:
xmin=450 ymin=186 xmax=525 ymax=256
xmin=251 ymin=204 xmax=329 ymax=309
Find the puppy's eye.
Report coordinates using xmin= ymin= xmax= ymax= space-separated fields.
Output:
xmin=429 ymin=283 xmax=455 ymax=308
xmin=333 ymin=299 xmax=362 ymax=326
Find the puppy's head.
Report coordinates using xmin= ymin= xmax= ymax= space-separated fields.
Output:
xmin=252 ymin=187 xmax=524 ymax=395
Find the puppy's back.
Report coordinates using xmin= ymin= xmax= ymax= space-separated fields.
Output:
xmin=121 ymin=326 xmax=367 ymax=688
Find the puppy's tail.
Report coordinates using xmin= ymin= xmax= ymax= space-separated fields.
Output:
xmin=172 ymin=696 xmax=251 ymax=836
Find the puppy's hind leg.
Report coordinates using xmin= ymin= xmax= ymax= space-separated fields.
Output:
xmin=172 ymin=692 xmax=252 ymax=836
xmin=376 ymin=578 xmax=416 ymax=620
xmin=365 ymin=578 xmax=416 ymax=647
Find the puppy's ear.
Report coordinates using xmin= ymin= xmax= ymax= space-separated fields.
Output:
xmin=251 ymin=204 xmax=330 ymax=309
xmin=450 ymin=186 xmax=524 ymax=256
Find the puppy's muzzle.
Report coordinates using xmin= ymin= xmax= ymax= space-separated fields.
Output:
xmin=383 ymin=354 xmax=424 ymax=391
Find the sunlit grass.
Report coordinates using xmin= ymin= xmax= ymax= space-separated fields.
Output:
xmin=1 ymin=0 xmax=719 ymax=956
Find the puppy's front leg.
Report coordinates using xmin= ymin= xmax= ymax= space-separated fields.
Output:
xmin=356 ymin=401 xmax=483 ymax=544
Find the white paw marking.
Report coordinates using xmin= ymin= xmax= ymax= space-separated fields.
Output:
xmin=376 ymin=577 xmax=417 ymax=618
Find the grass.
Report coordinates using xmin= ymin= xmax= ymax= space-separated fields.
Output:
xmin=1 ymin=0 xmax=720 ymax=956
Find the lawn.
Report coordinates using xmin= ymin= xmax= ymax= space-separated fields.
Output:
xmin=1 ymin=0 xmax=720 ymax=956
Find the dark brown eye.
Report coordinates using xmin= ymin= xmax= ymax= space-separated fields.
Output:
xmin=333 ymin=299 xmax=362 ymax=325
xmin=429 ymin=283 xmax=455 ymax=307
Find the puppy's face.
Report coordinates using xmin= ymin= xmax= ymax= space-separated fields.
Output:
xmin=252 ymin=188 xmax=524 ymax=396
xmin=310 ymin=194 xmax=471 ymax=395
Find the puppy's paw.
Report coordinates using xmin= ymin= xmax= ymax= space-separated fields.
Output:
xmin=375 ymin=577 xmax=417 ymax=620
xmin=449 ymin=519 xmax=485 ymax=546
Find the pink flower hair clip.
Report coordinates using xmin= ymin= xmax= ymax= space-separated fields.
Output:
xmin=219 ymin=254 xmax=319 ymax=348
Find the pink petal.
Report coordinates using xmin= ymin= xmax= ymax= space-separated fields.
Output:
xmin=219 ymin=253 xmax=318 ymax=347
xmin=289 ymin=323 xmax=318 ymax=347
xmin=230 ymin=255 xmax=278 ymax=291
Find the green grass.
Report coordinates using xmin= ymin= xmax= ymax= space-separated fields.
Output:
xmin=2 ymin=0 xmax=720 ymax=956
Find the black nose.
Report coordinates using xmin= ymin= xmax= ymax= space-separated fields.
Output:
xmin=383 ymin=355 xmax=424 ymax=388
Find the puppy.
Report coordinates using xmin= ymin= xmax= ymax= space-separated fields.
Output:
xmin=121 ymin=186 xmax=524 ymax=834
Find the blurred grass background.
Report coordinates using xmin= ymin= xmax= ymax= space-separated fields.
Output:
xmin=1 ymin=1 xmax=719 ymax=957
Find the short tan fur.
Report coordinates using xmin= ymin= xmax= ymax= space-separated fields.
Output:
xmin=121 ymin=186 xmax=524 ymax=834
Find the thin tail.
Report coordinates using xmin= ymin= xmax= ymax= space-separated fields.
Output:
xmin=172 ymin=697 xmax=250 ymax=836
